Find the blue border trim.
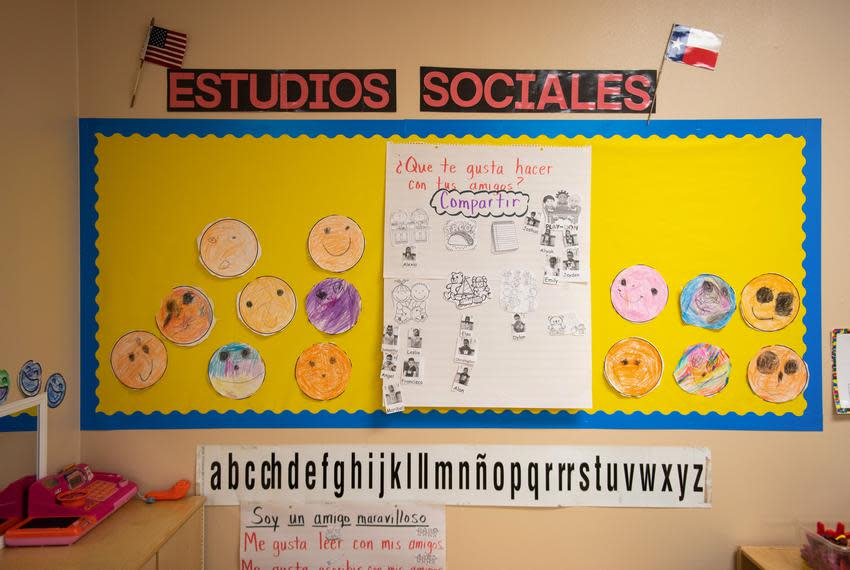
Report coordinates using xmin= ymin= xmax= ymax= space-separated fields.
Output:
xmin=79 ymin=118 xmax=822 ymax=432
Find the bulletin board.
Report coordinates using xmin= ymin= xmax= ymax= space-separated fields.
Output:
xmin=79 ymin=118 xmax=821 ymax=431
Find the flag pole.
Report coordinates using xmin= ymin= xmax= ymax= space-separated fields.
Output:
xmin=130 ymin=18 xmax=155 ymax=108
xmin=647 ymin=23 xmax=675 ymax=125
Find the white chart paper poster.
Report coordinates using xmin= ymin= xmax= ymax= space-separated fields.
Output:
xmin=240 ymin=502 xmax=446 ymax=570
xmin=383 ymin=143 xmax=592 ymax=409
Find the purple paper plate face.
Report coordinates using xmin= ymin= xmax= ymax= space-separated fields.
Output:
xmin=305 ymin=278 xmax=362 ymax=334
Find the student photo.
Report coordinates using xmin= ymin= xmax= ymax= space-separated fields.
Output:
xmin=408 ymin=328 xmax=423 ymax=349
xmin=382 ymin=325 xmax=398 ymax=347
xmin=403 ymin=357 xmax=420 ymax=378
xmin=381 ymin=353 xmax=396 ymax=372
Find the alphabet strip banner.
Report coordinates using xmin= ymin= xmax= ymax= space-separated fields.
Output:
xmin=198 ymin=445 xmax=712 ymax=508
xmin=241 ymin=502 xmax=446 ymax=570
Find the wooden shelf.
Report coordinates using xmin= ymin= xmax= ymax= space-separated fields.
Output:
xmin=0 ymin=496 xmax=205 ymax=570
xmin=737 ymin=546 xmax=810 ymax=570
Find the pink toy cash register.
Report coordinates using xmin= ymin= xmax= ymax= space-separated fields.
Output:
xmin=4 ymin=463 xmax=137 ymax=546
xmin=0 ymin=475 xmax=36 ymax=537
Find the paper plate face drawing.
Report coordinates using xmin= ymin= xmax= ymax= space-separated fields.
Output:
xmin=305 ymin=278 xmax=362 ymax=334
xmin=680 ymin=274 xmax=736 ymax=329
xmin=610 ymin=265 xmax=668 ymax=323
xmin=739 ymin=273 xmax=800 ymax=332
xmin=307 ymin=215 xmax=365 ymax=272
xmin=155 ymin=286 xmax=215 ymax=346
xmin=110 ymin=331 xmax=168 ymax=389
xmin=45 ymin=373 xmax=67 ymax=408
xmin=0 ymin=369 xmax=9 ymax=404
xmin=294 ymin=343 xmax=352 ymax=401
xmin=747 ymin=345 xmax=808 ymax=403
xmin=208 ymin=342 xmax=266 ymax=399
xmin=238 ymin=276 xmax=297 ymax=336
xmin=673 ymin=343 xmax=731 ymax=397
xmin=603 ymin=337 xmax=664 ymax=398
xmin=198 ymin=218 xmax=260 ymax=278
xmin=18 ymin=360 xmax=42 ymax=397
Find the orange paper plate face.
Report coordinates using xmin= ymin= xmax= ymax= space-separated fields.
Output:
xmin=747 ymin=345 xmax=808 ymax=403
xmin=307 ymin=215 xmax=365 ymax=272
xmin=294 ymin=343 xmax=352 ymax=400
xmin=110 ymin=330 xmax=168 ymax=389
xmin=603 ymin=337 xmax=663 ymax=397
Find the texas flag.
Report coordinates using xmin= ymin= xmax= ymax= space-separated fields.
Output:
xmin=665 ymin=24 xmax=722 ymax=70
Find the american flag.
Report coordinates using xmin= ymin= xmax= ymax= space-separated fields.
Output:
xmin=142 ymin=25 xmax=187 ymax=69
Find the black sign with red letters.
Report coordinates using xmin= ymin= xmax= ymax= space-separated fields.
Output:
xmin=420 ymin=67 xmax=656 ymax=113
xmin=167 ymin=69 xmax=396 ymax=112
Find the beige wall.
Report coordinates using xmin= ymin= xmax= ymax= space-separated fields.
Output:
xmin=0 ymin=0 xmax=80 ymax=485
xmin=7 ymin=0 xmax=850 ymax=567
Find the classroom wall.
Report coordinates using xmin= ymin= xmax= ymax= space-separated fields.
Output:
xmin=54 ymin=0 xmax=850 ymax=567
xmin=0 ymin=0 xmax=80 ymax=484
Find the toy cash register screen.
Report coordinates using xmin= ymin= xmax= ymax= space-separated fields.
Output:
xmin=19 ymin=517 xmax=80 ymax=529
xmin=65 ymin=471 xmax=83 ymax=488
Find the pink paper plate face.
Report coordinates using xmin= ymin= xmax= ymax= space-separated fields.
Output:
xmin=610 ymin=265 xmax=669 ymax=323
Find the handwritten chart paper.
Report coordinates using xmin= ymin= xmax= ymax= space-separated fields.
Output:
xmin=240 ymin=502 xmax=446 ymax=570
xmin=383 ymin=143 xmax=592 ymax=408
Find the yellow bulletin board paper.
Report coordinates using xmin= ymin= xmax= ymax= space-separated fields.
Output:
xmin=79 ymin=119 xmax=821 ymax=431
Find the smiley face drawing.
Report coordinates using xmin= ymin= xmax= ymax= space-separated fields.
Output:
xmin=673 ymin=343 xmax=731 ymax=397
xmin=305 ymin=278 xmax=362 ymax=334
xmin=740 ymin=273 xmax=800 ymax=332
xmin=610 ymin=265 xmax=669 ymax=323
xmin=155 ymin=286 xmax=215 ymax=345
xmin=294 ymin=343 xmax=352 ymax=400
xmin=603 ymin=337 xmax=664 ymax=398
xmin=45 ymin=373 xmax=66 ymax=408
xmin=198 ymin=218 xmax=260 ymax=278
xmin=208 ymin=343 xmax=266 ymax=399
xmin=238 ymin=276 xmax=297 ymax=336
xmin=110 ymin=331 xmax=168 ymax=389
xmin=307 ymin=215 xmax=366 ymax=273
xmin=18 ymin=360 xmax=42 ymax=397
xmin=0 ymin=370 xmax=9 ymax=404
xmin=680 ymin=274 xmax=736 ymax=330
xmin=747 ymin=345 xmax=809 ymax=403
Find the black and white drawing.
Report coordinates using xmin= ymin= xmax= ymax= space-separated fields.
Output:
xmin=444 ymin=272 xmax=491 ymax=308
xmin=543 ymin=190 xmax=581 ymax=225
xmin=444 ymin=219 xmax=477 ymax=251
xmin=547 ymin=313 xmax=587 ymax=336
xmin=500 ymin=268 xmax=538 ymax=314
xmin=391 ymin=208 xmax=430 ymax=246
xmin=392 ymin=280 xmax=430 ymax=324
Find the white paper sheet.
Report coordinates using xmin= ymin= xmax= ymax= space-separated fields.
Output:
xmin=383 ymin=143 xmax=592 ymax=409
xmin=240 ymin=502 xmax=446 ymax=570
xmin=836 ymin=333 xmax=850 ymax=409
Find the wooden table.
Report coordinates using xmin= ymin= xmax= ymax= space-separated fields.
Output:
xmin=737 ymin=546 xmax=811 ymax=570
xmin=0 ymin=496 xmax=205 ymax=570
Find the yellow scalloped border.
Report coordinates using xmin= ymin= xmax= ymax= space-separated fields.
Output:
xmin=93 ymin=132 xmax=806 ymax=417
